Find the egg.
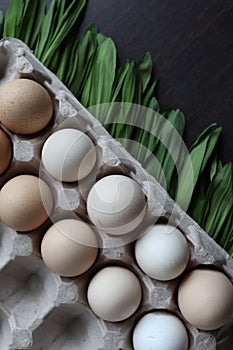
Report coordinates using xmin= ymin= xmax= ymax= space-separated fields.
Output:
xmin=41 ymin=219 xmax=98 ymax=277
xmin=0 ymin=79 xmax=53 ymax=134
xmin=0 ymin=175 xmax=53 ymax=231
xmin=87 ymin=266 xmax=142 ymax=322
xmin=132 ymin=311 xmax=189 ymax=350
xmin=178 ymin=268 xmax=233 ymax=330
xmin=86 ymin=175 xmax=147 ymax=235
xmin=41 ymin=128 xmax=96 ymax=182
xmin=135 ymin=224 xmax=189 ymax=281
xmin=0 ymin=129 xmax=12 ymax=175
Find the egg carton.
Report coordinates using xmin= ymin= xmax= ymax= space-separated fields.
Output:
xmin=0 ymin=37 xmax=232 ymax=350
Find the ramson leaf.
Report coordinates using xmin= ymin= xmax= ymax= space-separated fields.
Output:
xmin=142 ymin=81 xmax=157 ymax=107
xmin=34 ymin=0 xmax=57 ymax=58
xmin=18 ymin=0 xmax=43 ymax=46
xmin=136 ymin=52 xmax=153 ymax=93
xmin=0 ymin=11 xmax=3 ymax=37
xmin=202 ymin=163 xmax=233 ymax=237
xmin=68 ymin=24 xmax=98 ymax=97
xmin=175 ymin=124 xmax=222 ymax=210
xmin=3 ymin=0 xmax=25 ymax=37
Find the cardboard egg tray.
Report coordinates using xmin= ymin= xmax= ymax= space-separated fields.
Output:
xmin=0 ymin=37 xmax=232 ymax=350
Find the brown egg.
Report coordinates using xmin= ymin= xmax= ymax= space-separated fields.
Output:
xmin=0 ymin=175 xmax=53 ymax=231
xmin=0 ymin=79 xmax=53 ymax=134
xmin=178 ymin=268 xmax=233 ymax=330
xmin=0 ymin=129 xmax=12 ymax=175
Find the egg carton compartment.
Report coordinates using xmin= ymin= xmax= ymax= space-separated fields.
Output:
xmin=0 ymin=222 xmax=32 ymax=269
xmin=30 ymin=303 xmax=104 ymax=350
xmin=0 ymin=306 xmax=14 ymax=350
xmin=0 ymin=37 xmax=232 ymax=350
xmin=0 ymin=255 xmax=77 ymax=349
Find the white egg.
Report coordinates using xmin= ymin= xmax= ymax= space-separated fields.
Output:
xmin=86 ymin=175 xmax=147 ymax=235
xmin=87 ymin=266 xmax=142 ymax=322
xmin=42 ymin=128 xmax=96 ymax=182
xmin=135 ymin=224 xmax=189 ymax=281
xmin=132 ymin=311 xmax=189 ymax=350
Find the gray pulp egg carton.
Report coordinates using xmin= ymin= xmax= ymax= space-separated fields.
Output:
xmin=0 ymin=37 xmax=232 ymax=350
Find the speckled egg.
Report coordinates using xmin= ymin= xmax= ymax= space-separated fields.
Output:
xmin=0 ymin=79 xmax=53 ymax=134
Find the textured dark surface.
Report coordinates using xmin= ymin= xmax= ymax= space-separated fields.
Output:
xmin=1 ymin=0 xmax=233 ymax=162
xmin=80 ymin=0 xmax=233 ymax=162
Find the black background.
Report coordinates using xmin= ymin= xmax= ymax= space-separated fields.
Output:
xmin=1 ymin=0 xmax=232 ymax=162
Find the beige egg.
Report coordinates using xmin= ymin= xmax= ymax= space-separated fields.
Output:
xmin=0 ymin=129 xmax=12 ymax=175
xmin=87 ymin=266 xmax=142 ymax=322
xmin=178 ymin=268 xmax=233 ymax=330
xmin=41 ymin=219 xmax=98 ymax=277
xmin=0 ymin=79 xmax=53 ymax=134
xmin=0 ymin=175 xmax=53 ymax=231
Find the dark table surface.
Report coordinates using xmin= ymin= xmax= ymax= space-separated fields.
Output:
xmin=1 ymin=0 xmax=232 ymax=162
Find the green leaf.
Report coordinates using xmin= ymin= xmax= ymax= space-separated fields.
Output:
xmin=56 ymin=36 xmax=77 ymax=83
xmin=153 ymin=109 xmax=185 ymax=189
xmin=189 ymin=179 xmax=208 ymax=227
xmin=202 ymin=163 xmax=233 ymax=237
xmin=136 ymin=52 xmax=153 ymax=93
xmin=210 ymin=157 xmax=223 ymax=182
xmin=110 ymin=62 xmax=138 ymax=140
xmin=3 ymin=0 xmax=25 ymax=37
xmin=189 ymin=156 xmax=222 ymax=226
xmin=121 ymin=61 xmax=136 ymax=103
xmin=34 ymin=0 xmax=57 ymax=58
xmin=96 ymin=32 xmax=107 ymax=45
xmin=147 ymin=96 xmax=159 ymax=112
xmin=210 ymin=156 xmax=218 ymax=181
xmin=142 ymin=81 xmax=157 ymax=107
xmin=189 ymin=124 xmax=222 ymax=174
xmin=0 ymin=11 xmax=3 ymax=37
xmin=175 ymin=124 xmax=222 ymax=210
xmin=100 ymin=61 xmax=130 ymax=130
xmin=220 ymin=212 xmax=233 ymax=250
xmin=80 ymin=64 xmax=94 ymax=107
xmin=111 ymin=61 xmax=130 ymax=102
xmin=24 ymin=0 xmax=46 ymax=48
xmin=18 ymin=0 xmax=40 ymax=46
xmin=68 ymin=25 xmax=98 ymax=98
xmin=128 ymin=106 xmax=161 ymax=174
xmin=41 ymin=0 xmax=87 ymax=66
xmin=130 ymin=103 xmax=161 ymax=166
xmin=81 ymin=36 xmax=116 ymax=107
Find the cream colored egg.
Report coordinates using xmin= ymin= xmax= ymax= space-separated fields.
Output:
xmin=86 ymin=175 xmax=147 ymax=235
xmin=0 ymin=79 xmax=53 ymax=134
xmin=178 ymin=268 xmax=233 ymax=330
xmin=41 ymin=219 xmax=98 ymax=277
xmin=0 ymin=175 xmax=53 ymax=231
xmin=41 ymin=128 xmax=96 ymax=182
xmin=0 ymin=129 xmax=12 ymax=175
xmin=87 ymin=266 xmax=142 ymax=322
